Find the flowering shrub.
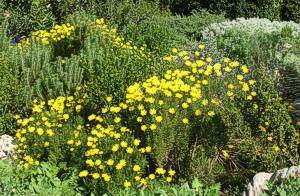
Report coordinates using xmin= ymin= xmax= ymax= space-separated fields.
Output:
xmin=13 ymin=41 xmax=299 ymax=193
xmin=125 ymin=45 xmax=257 ymax=174
xmin=202 ymin=18 xmax=300 ymax=39
xmin=14 ymin=89 xmax=88 ymax=168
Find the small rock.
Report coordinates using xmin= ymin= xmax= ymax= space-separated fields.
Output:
xmin=0 ymin=134 xmax=14 ymax=160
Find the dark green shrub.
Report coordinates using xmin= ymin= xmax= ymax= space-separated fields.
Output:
xmin=282 ymin=0 xmax=300 ymax=23
xmin=125 ymin=10 xmax=225 ymax=57
xmin=6 ymin=0 xmax=55 ymax=36
xmin=258 ymin=0 xmax=283 ymax=21
xmin=0 ymin=55 xmax=24 ymax=135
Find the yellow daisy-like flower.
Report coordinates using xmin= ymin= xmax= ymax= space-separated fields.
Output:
xmin=92 ymin=173 xmax=100 ymax=179
xmin=79 ymin=170 xmax=89 ymax=177
xmin=123 ymin=180 xmax=131 ymax=188
xmin=168 ymin=108 xmax=175 ymax=114
xmin=133 ymin=139 xmax=141 ymax=146
xmin=155 ymin=116 xmax=163 ymax=123
xmin=168 ymin=169 xmax=176 ymax=176
xmin=133 ymin=165 xmax=141 ymax=172
xmin=156 ymin=168 xmax=166 ymax=175
xmin=182 ymin=118 xmax=189 ymax=124
xmin=150 ymin=124 xmax=157 ymax=130
xmin=166 ymin=177 xmax=172 ymax=182
xmin=149 ymin=174 xmax=155 ymax=180
xmin=222 ymin=150 xmax=229 ymax=158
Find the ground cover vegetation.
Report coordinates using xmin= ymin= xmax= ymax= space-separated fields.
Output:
xmin=0 ymin=0 xmax=299 ymax=195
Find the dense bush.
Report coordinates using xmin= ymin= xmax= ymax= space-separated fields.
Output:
xmin=282 ymin=0 xmax=300 ymax=23
xmin=159 ymin=0 xmax=299 ymax=22
xmin=5 ymin=0 xmax=55 ymax=36
xmin=0 ymin=160 xmax=79 ymax=195
xmin=0 ymin=2 xmax=299 ymax=194
xmin=262 ymin=177 xmax=300 ymax=196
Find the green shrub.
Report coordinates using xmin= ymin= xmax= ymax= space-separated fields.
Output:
xmin=125 ymin=10 xmax=225 ymax=57
xmin=80 ymin=18 xmax=155 ymax=107
xmin=159 ymin=0 xmax=298 ymax=22
xmin=0 ymin=159 xmax=80 ymax=195
xmin=0 ymin=55 xmax=24 ymax=135
xmin=282 ymin=0 xmax=300 ymax=23
xmin=201 ymin=24 xmax=300 ymax=179
xmin=262 ymin=177 xmax=300 ymax=196
xmin=258 ymin=0 xmax=283 ymax=21
xmin=6 ymin=0 xmax=55 ymax=36
xmin=114 ymin=179 xmax=221 ymax=195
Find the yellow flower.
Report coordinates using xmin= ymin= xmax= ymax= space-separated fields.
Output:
xmin=237 ymin=75 xmax=244 ymax=81
xmin=145 ymin=146 xmax=152 ymax=153
xmin=44 ymin=142 xmax=49 ymax=147
xmin=274 ymin=145 xmax=280 ymax=152
xmin=251 ymin=91 xmax=257 ymax=96
xmin=63 ymin=114 xmax=69 ymax=120
xmin=172 ymin=48 xmax=178 ymax=53
xmin=106 ymin=96 xmax=112 ymax=102
xmin=121 ymin=141 xmax=128 ymax=148
xmin=140 ymin=178 xmax=147 ymax=186
xmin=208 ymin=111 xmax=215 ymax=117
xmin=95 ymin=160 xmax=102 ymax=166
xmin=182 ymin=102 xmax=189 ymax=109
xmin=242 ymin=84 xmax=250 ymax=92
xmin=133 ymin=165 xmax=141 ymax=172
xmin=195 ymin=109 xmax=202 ymax=116
xmin=182 ymin=118 xmax=189 ymax=124
xmin=156 ymin=168 xmax=166 ymax=175
xmin=155 ymin=116 xmax=163 ymax=123
xmin=201 ymin=99 xmax=208 ymax=106
xmin=133 ymin=139 xmax=141 ymax=146
xmin=74 ymin=104 xmax=82 ymax=112
xmin=149 ymin=108 xmax=156 ymax=115
xmin=149 ymin=174 xmax=155 ymax=180
xmin=227 ymin=91 xmax=234 ymax=97
xmin=102 ymin=173 xmax=110 ymax=182
xmin=88 ymin=114 xmax=96 ymax=121
xmin=112 ymin=144 xmax=119 ymax=152
xmin=198 ymin=44 xmax=205 ymax=50
xmin=123 ymin=180 xmax=131 ymax=188
xmin=222 ymin=150 xmax=229 ymax=158
xmin=141 ymin=125 xmax=147 ymax=131
xmin=150 ymin=124 xmax=157 ymax=130
xmin=79 ymin=170 xmax=89 ymax=177
xmin=224 ymin=57 xmax=230 ymax=63
xmin=140 ymin=110 xmax=147 ymax=116
xmin=249 ymin=80 xmax=256 ymax=85
xmin=92 ymin=173 xmax=100 ymax=179
xmin=126 ymin=147 xmax=134 ymax=154
xmin=135 ymin=176 xmax=141 ymax=181
xmin=168 ymin=108 xmax=175 ymax=114
xmin=107 ymin=159 xmax=114 ymax=166
xmin=168 ymin=169 xmax=176 ymax=176
xmin=267 ymin=136 xmax=273 ymax=141
xmin=114 ymin=117 xmax=121 ymax=123
xmin=37 ymin=128 xmax=44 ymax=136
xmin=166 ymin=177 xmax=172 ymax=182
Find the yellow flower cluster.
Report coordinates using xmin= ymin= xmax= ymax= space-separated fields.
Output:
xmin=14 ymin=91 xmax=87 ymax=169
xmin=94 ymin=18 xmax=151 ymax=60
xmin=76 ymin=96 xmax=174 ymax=188
xmin=18 ymin=23 xmax=75 ymax=48
xmin=17 ymin=17 xmax=151 ymax=62
xmin=124 ymin=44 xmax=256 ymax=161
